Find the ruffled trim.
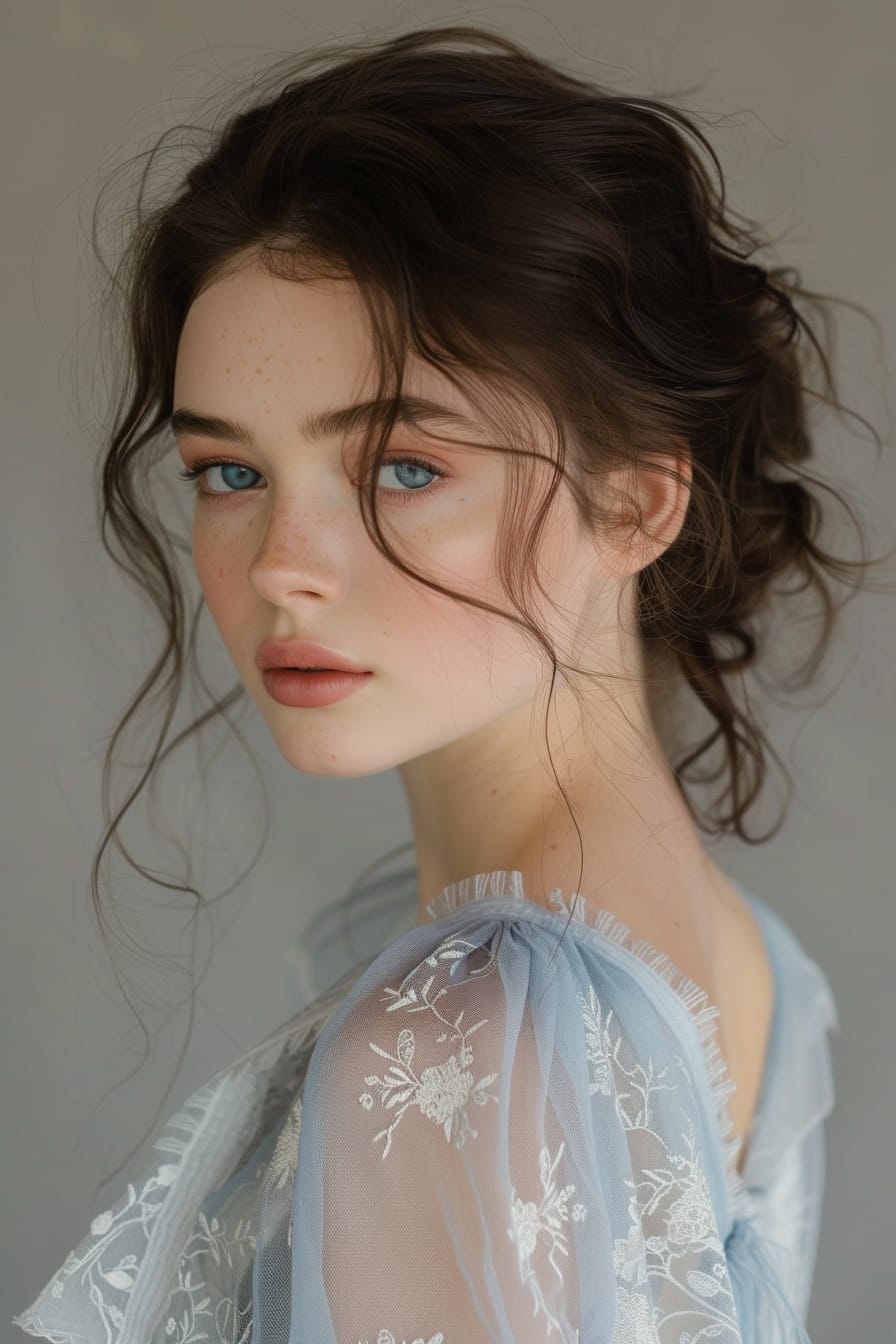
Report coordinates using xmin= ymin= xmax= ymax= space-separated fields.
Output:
xmin=426 ymin=869 xmax=752 ymax=1224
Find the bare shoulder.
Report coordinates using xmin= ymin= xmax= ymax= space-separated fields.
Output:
xmin=709 ymin=870 xmax=775 ymax=1017
xmin=705 ymin=870 xmax=776 ymax=1163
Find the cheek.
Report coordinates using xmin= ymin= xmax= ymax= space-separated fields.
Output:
xmin=192 ymin=520 xmax=250 ymax=629
xmin=386 ymin=509 xmax=496 ymax=622
xmin=384 ymin=522 xmax=540 ymax=699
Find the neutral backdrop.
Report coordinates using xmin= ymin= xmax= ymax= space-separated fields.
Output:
xmin=3 ymin=2 xmax=894 ymax=1338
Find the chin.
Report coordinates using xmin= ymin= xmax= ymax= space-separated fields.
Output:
xmin=263 ymin=728 xmax=402 ymax=781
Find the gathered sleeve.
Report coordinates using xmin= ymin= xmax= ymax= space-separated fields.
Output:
xmin=282 ymin=906 xmax=749 ymax=1344
xmin=11 ymin=890 xmax=831 ymax=1344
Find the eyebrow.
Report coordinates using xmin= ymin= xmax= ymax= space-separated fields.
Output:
xmin=169 ymin=396 xmax=479 ymax=446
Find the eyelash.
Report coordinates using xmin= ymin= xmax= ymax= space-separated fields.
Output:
xmin=176 ymin=452 xmax=448 ymax=505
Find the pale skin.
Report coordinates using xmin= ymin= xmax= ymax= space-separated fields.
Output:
xmin=172 ymin=251 xmax=774 ymax=1170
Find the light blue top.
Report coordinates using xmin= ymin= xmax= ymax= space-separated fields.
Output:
xmin=12 ymin=869 xmax=838 ymax=1343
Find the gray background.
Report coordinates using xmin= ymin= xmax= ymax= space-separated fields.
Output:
xmin=3 ymin=2 xmax=894 ymax=1338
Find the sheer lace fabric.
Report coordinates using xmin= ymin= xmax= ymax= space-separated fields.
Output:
xmin=12 ymin=871 xmax=838 ymax=1343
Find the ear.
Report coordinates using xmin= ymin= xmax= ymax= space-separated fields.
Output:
xmin=599 ymin=440 xmax=692 ymax=578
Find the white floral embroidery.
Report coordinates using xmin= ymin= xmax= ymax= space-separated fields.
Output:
xmin=361 ymin=932 xmax=501 ymax=1156
xmin=356 ymin=1334 xmax=445 ymax=1344
xmin=159 ymin=1216 xmax=258 ymax=1344
xmin=579 ymin=981 xmax=614 ymax=1098
xmin=613 ymin=1218 xmax=648 ymax=1285
xmin=263 ymin=1095 xmax=303 ymax=1249
xmin=360 ymin=933 xmax=587 ymax=1340
xmin=16 ymin=1157 xmax=258 ymax=1344
xmin=265 ymin=1097 xmax=303 ymax=1197
xmin=21 ymin=1161 xmax=185 ymax=1337
xmin=577 ymin=981 xmax=740 ymax=1339
xmin=578 ymin=982 xmax=678 ymax=1127
xmin=507 ymin=1140 xmax=588 ymax=1338
xmin=611 ymin=1286 xmax=660 ymax=1343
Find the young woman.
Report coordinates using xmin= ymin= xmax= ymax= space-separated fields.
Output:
xmin=13 ymin=24 xmax=887 ymax=1344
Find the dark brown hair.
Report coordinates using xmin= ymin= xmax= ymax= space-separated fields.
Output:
xmin=81 ymin=24 xmax=891 ymax=1191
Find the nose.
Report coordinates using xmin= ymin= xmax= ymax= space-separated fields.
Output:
xmin=247 ymin=495 xmax=349 ymax=606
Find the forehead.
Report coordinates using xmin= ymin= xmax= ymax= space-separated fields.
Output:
xmin=173 ymin=262 xmax=491 ymax=434
xmin=178 ymin=263 xmax=367 ymax=352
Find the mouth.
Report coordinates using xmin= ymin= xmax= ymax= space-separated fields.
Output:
xmin=260 ymin=664 xmax=373 ymax=707
xmin=255 ymin=638 xmax=370 ymax=676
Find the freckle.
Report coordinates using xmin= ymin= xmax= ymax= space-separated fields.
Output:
xmin=225 ymin=367 xmax=231 ymax=373
xmin=255 ymin=368 xmax=262 ymax=375
xmin=265 ymin=378 xmax=271 ymax=384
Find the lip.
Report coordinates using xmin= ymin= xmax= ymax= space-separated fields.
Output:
xmin=261 ymin=667 xmax=372 ymax=708
xmin=255 ymin=638 xmax=371 ymax=674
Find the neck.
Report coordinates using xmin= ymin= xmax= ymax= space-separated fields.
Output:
xmin=399 ymin=677 xmax=709 ymax=928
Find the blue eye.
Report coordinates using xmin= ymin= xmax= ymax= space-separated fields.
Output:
xmin=186 ymin=461 xmax=258 ymax=493
xmin=177 ymin=453 xmax=448 ymax=503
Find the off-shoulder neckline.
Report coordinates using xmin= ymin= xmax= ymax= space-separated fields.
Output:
xmin=423 ymin=868 xmax=778 ymax=1225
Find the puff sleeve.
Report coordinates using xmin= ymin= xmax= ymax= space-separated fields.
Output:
xmin=13 ymin=895 xmax=824 ymax=1344
xmin=277 ymin=905 xmax=754 ymax=1344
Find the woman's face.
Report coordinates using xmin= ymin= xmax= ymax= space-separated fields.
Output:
xmin=171 ymin=257 xmax=620 ymax=781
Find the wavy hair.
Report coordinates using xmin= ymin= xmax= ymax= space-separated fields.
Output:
xmin=79 ymin=25 xmax=891 ymax=1191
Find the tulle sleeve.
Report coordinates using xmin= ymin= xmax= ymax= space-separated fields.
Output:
xmin=12 ymin=894 xmax=826 ymax=1344
xmin=277 ymin=904 xmax=749 ymax=1344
